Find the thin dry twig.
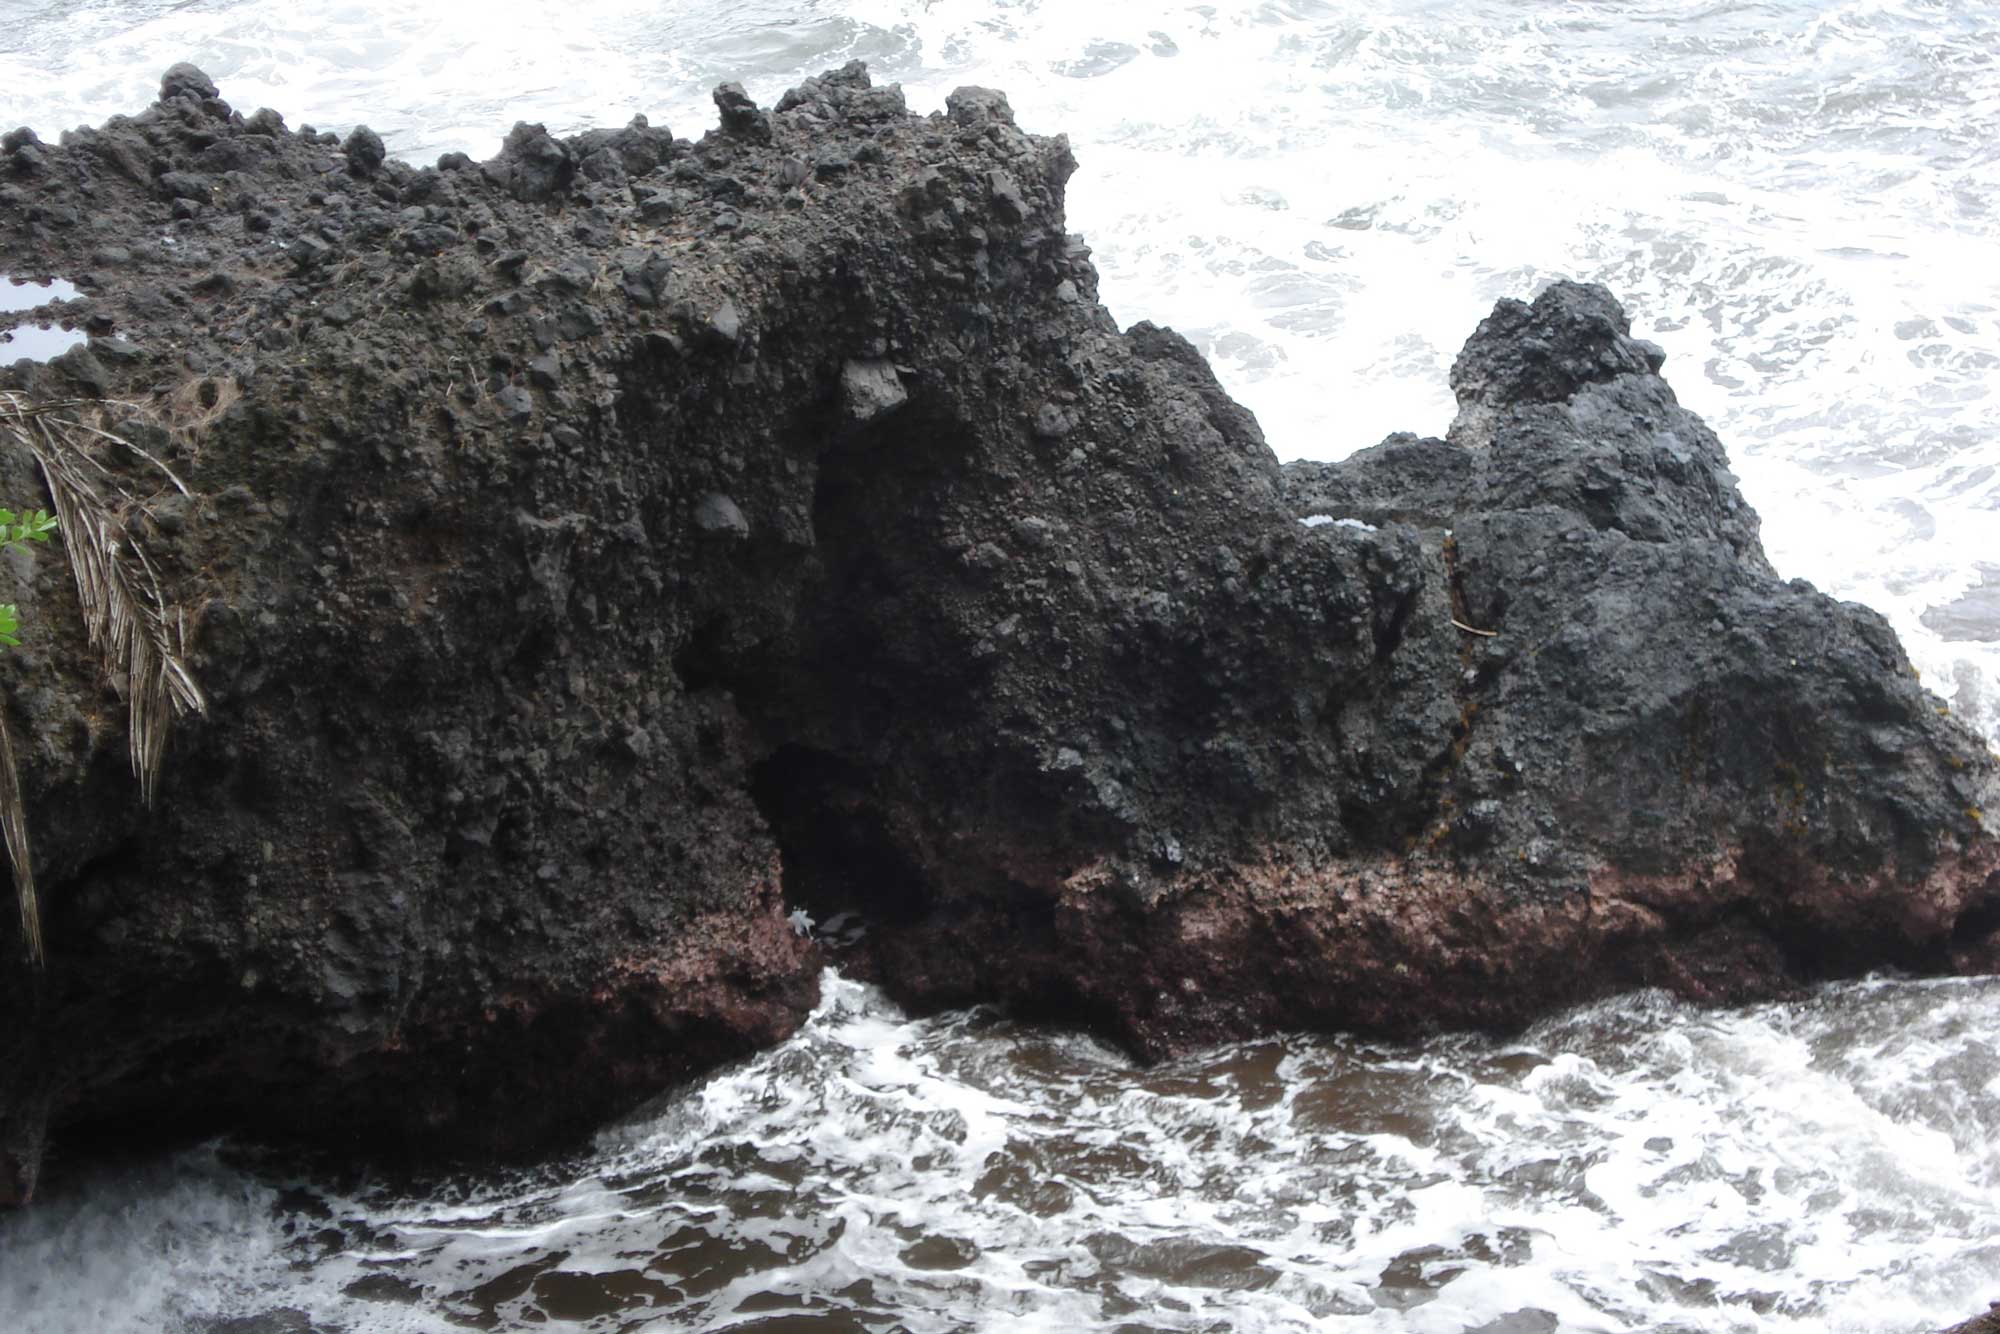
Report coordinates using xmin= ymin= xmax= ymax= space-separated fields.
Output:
xmin=0 ymin=709 xmax=39 ymax=967
xmin=1451 ymin=618 xmax=1499 ymax=638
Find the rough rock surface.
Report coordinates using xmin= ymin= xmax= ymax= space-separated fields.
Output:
xmin=1 ymin=63 xmax=1995 ymax=1203
xmin=1943 ymin=1306 xmax=2000 ymax=1334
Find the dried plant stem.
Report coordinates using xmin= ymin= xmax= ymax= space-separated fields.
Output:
xmin=0 ymin=711 xmax=39 ymax=967
xmin=0 ymin=391 xmax=209 ymax=966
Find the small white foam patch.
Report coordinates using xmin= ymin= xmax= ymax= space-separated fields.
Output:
xmin=1300 ymin=515 xmax=1378 ymax=531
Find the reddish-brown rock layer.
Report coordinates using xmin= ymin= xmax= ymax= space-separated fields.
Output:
xmin=857 ymin=839 xmax=2000 ymax=1058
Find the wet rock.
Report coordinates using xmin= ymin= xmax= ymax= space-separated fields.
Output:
xmin=159 ymin=63 xmax=219 ymax=103
xmin=1012 ymin=516 xmax=1053 ymax=550
xmin=617 ymin=250 xmax=672 ymax=308
xmin=48 ymin=343 xmax=109 ymax=394
xmin=0 ymin=62 xmax=1991 ymax=1212
xmin=988 ymin=171 xmax=1029 ymax=223
xmin=483 ymin=123 xmax=574 ymax=202
xmin=538 ymin=255 xmax=596 ymax=295
xmin=1031 ymin=402 xmax=1075 ymax=439
xmin=343 ymin=125 xmax=386 ymax=176
xmin=693 ymin=492 xmax=749 ymax=539
xmin=1447 ymin=281 xmax=1664 ymax=449
xmin=89 ymin=335 xmax=143 ymax=365
xmin=157 ymin=170 xmax=211 ymax=202
xmin=840 ymin=358 xmax=906 ymax=422
xmin=4 ymin=127 xmax=45 ymax=174
xmin=525 ymin=353 xmax=561 ymax=389
xmin=290 ymin=234 xmax=334 ymax=270
xmin=712 ymin=83 xmax=772 ymax=144
xmin=492 ymin=383 xmax=533 ymax=421
xmin=775 ymin=156 xmax=810 ymax=190
xmin=947 ymin=86 xmax=1016 ymax=128
xmin=705 ymin=299 xmax=742 ymax=346
xmin=1465 ymin=1312 xmax=1558 ymax=1334
xmin=597 ymin=114 xmax=675 ymax=178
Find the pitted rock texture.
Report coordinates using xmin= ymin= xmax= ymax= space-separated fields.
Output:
xmin=0 ymin=62 xmax=1994 ymax=1202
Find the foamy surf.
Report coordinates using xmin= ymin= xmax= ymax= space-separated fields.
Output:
xmin=3 ymin=971 xmax=1996 ymax=1332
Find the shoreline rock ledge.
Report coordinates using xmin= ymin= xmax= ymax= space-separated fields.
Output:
xmin=1 ymin=63 xmax=1994 ymax=1206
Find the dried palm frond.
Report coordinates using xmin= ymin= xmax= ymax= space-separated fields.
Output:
xmin=0 ymin=391 xmax=207 ymax=800
xmin=0 ymin=391 xmax=209 ymax=965
xmin=0 ymin=709 xmax=38 ymax=967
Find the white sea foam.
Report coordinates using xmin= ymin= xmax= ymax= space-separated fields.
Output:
xmin=4 ymin=970 xmax=1995 ymax=1332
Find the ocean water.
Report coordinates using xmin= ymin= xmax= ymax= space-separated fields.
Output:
xmin=3 ymin=972 xmax=1999 ymax=1333
xmin=2 ymin=2 xmax=1998 ymax=1330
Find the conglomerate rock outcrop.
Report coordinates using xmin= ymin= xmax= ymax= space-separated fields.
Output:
xmin=1 ymin=62 xmax=1994 ymax=1203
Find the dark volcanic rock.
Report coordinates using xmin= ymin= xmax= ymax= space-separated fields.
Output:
xmin=0 ymin=62 xmax=1995 ymax=1204
xmin=341 ymin=124 xmax=386 ymax=176
xmin=1943 ymin=1306 xmax=2000 ymax=1334
xmin=159 ymin=62 xmax=219 ymax=104
xmin=712 ymin=83 xmax=773 ymax=145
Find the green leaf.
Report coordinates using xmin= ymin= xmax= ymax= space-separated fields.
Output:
xmin=0 ymin=508 xmax=55 ymax=554
xmin=0 ymin=604 xmax=19 ymax=649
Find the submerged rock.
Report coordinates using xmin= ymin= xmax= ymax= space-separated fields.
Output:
xmin=0 ymin=62 xmax=1993 ymax=1202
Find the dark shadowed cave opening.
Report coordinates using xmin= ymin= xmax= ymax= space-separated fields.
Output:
xmin=747 ymin=743 xmax=933 ymax=953
xmin=678 ymin=392 xmax=1120 ymax=1022
xmin=716 ymin=397 xmax=982 ymax=965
